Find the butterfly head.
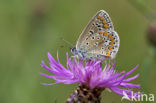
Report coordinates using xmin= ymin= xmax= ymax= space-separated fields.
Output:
xmin=71 ymin=47 xmax=87 ymax=59
xmin=70 ymin=47 xmax=78 ymax=55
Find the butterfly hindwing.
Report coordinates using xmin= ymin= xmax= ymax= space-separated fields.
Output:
xmin=85 ymin=31 xmax=120 ymax=59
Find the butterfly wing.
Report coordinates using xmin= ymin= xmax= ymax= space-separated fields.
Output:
xmin=86 ymin=31 xmax=120 ymax=59
xmin=76 ymin=10 xmax=114 ymax=49
xmin=76 ymin=10 xmax=119 ymax=59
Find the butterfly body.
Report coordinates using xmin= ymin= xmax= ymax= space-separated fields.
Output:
xmin=71 ymin=10 xmax=120 ymax=60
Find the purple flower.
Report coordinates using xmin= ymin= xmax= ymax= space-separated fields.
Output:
xmin=40 ymin=52 xmax=141 ymax=102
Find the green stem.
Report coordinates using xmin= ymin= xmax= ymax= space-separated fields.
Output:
xmin=141 ymin=47 xmax=154 ymax=97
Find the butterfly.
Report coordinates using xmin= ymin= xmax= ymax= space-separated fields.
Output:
xmin=71 ymin=10 xmax=120 ymax=60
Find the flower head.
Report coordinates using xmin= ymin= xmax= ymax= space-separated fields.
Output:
xmin=40 ymin=52 xmax=141 ymax=100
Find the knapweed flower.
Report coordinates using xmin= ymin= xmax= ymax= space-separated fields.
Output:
xmin=40 ymin=52 xmax=141 ymax=103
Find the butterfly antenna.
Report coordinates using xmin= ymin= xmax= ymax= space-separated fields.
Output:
xmin=60 ymin=37 xmax=74 ymax=47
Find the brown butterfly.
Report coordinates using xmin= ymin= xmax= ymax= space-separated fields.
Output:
xmin=71 ymin=10 xmax=120 ymax=60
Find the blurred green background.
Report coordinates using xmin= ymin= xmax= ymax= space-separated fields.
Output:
xmin=0 ymin=0 xmax=156 ymax=103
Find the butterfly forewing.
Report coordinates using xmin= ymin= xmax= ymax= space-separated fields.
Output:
xmin=76 ymin=10 xmax=114 ymax=49
xmin=75 ymin=10 xmax=119 ymax=59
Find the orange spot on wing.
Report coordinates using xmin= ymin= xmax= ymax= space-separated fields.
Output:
xmin=102 ymin=20 xmax=106 ymax=24
xmin=100 ymin=17 xmax=104 ymax=21
xmin=106 ymin=51 xmax=111 ymax=56
xmin=108 ymin=34 xmax=112 ymax=38
xmin=110 ymin=37 xmax=114 ymax=41
xmin=103 ymin=32 xmax=108 ymax=36
xmin=109 ymin=42 xmax=114 ymax=46
xmin=109 ymin=47 xmax=113 ymax=51
xmin=100 ymin=17 xmax=107 ymax=24
xmin=104 ymin=24 xmax=109 ymax=28
xmin=99 ymin=32 xmax=102 ymax=34
xmin=97 ymin=16 xmax=100 ymax=19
